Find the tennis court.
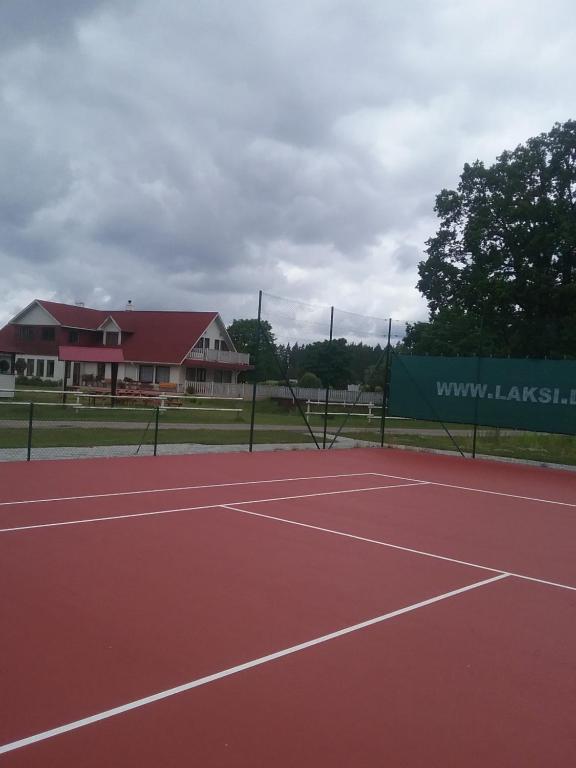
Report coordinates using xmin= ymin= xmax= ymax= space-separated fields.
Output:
xmin=1 ymin=448 xmax=575 ymax=766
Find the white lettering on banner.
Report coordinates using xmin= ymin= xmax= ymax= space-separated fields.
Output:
xmin=435 ymin=382 xmax=576 ymax=406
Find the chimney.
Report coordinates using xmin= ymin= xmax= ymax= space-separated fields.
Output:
xmin=125 ymin=299 xmax=134 ymax=311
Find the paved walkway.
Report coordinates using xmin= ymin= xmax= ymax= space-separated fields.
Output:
xmin=0 ymin=434 xmax=376 ymax=462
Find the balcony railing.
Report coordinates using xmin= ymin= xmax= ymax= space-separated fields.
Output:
xmin=186 ymin=348 xmax=251 ymax=366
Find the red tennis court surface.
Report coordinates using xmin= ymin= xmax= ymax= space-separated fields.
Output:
xmin=1 ymin=448 xmax=575 ymax=767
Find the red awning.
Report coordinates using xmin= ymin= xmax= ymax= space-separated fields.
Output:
xmin=58 ymin=346 xmax=125 ymax=363
xmin=183 ymin=359 xmax=252 ymax=371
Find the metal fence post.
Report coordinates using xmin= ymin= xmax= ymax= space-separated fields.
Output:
xmin=27 ymin=402 xmax=34 ymax=461
xmin=380 ymin=319 xmax=392 ymax=447
xmin=249 ymin=290 xmax=263 ymax=453
xmin=322 ymin=306 xmax=334 ymax=449
xmin=153 ymin=406 xmax=160 ymax=457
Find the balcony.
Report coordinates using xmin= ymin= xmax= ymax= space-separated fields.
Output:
xmin=185 ymin=348 xmax=251 ymax=366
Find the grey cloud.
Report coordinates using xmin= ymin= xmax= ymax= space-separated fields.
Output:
xmin=1 ymin=0 xmax=575 ymax=328
xmin=0 ymin=0 xmax=113 ymax=48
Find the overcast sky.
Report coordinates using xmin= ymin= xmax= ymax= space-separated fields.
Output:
xmin=1 ymin=0 xmax=575 ymax=339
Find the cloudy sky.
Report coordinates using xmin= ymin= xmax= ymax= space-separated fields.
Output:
xmin=1 ymin=0 xmax=575 ymax=337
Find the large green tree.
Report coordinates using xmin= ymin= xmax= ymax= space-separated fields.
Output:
xmin=410 ymin=119 xmax=576 ymax=357
xmin=227 ymin=318 xmax=278 ymax=381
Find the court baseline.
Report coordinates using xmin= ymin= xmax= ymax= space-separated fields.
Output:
xmin=0 ymin=573 xmax=507 ymax=756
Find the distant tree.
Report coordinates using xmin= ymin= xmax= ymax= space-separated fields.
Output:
xmin=299 ymin=338 xmax=352 ymax=388
xmin=227 ymin=318 xmax=278 ymax=381
xmin=298 ymin=371 xmax=322 ymax=388
xmin=413 ymin=119 xmax=576 ymax=358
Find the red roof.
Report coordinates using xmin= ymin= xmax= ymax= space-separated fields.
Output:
xmin=38 ymin=301 xmax=109 ymax=329
xmin=7 ymin=301 xmax=220 ymax=365
xmin=59 ymin=346 xmax=125 ymax=363
xmin=108 ymin=310 xmax=219 ymax=364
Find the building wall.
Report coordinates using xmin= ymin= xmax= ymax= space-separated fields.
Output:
xmin=15 ymin=304 xmax=59 ymax=326
xmin=0 ymin=373 xmax=16 ymax=398
xmin=16 ymin=354 xmax=64 ymax=381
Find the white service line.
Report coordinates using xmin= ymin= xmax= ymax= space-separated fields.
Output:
xmin=0 ymin=482 xmax=426 ymax=534
xmin=372 ymin=472 xmax=576 ymax=508
xmin=0 ymin=472 xmax=379 ymax=507
xmin=222 ymin=505 xmax=576 ymax=593
xmin=0 ymin=573 xmax=508 ymax=756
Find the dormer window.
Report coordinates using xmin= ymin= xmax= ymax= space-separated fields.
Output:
xmin=105 ymin=331 xmax=119 ymax=346
xmin=68 ymin=330 xmax=79 ymax=344
xmin=17 ymin=326 xmax=34 ymax=340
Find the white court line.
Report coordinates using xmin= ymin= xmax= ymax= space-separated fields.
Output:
xmin=0 ymin=573 xmax=507 ymax=756
xmin=222 ymin=505 xmax=576 ymax=593
xmin=372 ymin=472 xmax=576 ymax=508
xmin=0 ymin=472 xmax=379 ymax=507
xmin=0 ymin=482 xmax=427 ymax=534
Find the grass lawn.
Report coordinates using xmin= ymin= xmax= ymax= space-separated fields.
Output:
xmin=0 ymin=427 xmax=315 ymax=449
xmin=2 ymin=392 xmax=467 ymax=431
xmin=342 ymin=429 xmax=576 ymax=465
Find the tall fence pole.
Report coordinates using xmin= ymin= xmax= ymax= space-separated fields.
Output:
xmin=27 ymin=402 xmax=34 ymax=461
xmin=153 ymin=406 xmax=160 ymax=457
xmin=249 ymin=290 xmax=263 ymax=453
xmin=322 ymin=306 xmax=334 ymax=449
xmin=379 ymin=319 xmax=392 ymax=448
xmin=471 ymin=355 xmax=482 ymax=459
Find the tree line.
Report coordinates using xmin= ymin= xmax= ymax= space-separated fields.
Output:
xmin=227 ymin=318 xmax=387 ymax=390
xmin=229 ymin=120 xmax=576 ymax=373
xmin=406 ymin=119 xmax=576 ymax=359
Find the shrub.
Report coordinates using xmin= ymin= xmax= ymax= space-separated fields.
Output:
xmin=298 ymin=372 xmax=322 ymax=388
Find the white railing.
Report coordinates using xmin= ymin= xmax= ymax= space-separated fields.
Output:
xmin=184 ymin=381 xmax=383 ymax=404
xmin=184 ymin=382 xmax=246 ymax=398
xmin=186 ymin=348 xmax=251 ymax=366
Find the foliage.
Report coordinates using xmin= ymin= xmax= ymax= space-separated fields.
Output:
xmin=16 ymin=375 xmax=62 ymax=387
xmin=227 ymin=318 xmax=278 ymax=381
xmin=15 ymin=358 xmax=27 ymax=376
xmin=413 ymin=119 xmax=576 ymax=357
xmin=298 ymin=371 xmax=322 ymax=388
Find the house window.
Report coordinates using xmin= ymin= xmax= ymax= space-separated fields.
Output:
xmin=139 ymin=365 xmax=154 ymax=384
xmin=194 ymin=338 xmax=204 ymax=349
xmin=36 ymin=359 xmax=45 ymax=377
xmin=214 ymin=369 xmax=231 ymax=383
xmin=41 ymin=327 xmax=55 ymax=341
xmin=185 ymin=367 xmax=206 ymax=382
xmin=26 ymin=359 xmax=34 ymax=376
xmin=47 ymin=360 xmax=55 ymax=377
xmin=214 ymin=340 xmax=220 ymax=350
xmin=17 ymin=326 xmax=34 ymax=340
xmin=0 ymin=355 xmax=13 ymax=374
xmin=155 ymin=366 xmax=170 ymax=384
xmin=97 ymin=363 xmax=106 ymax=380
xmin=105 ymin=332 xmax=119 ymax=346
xmin=68 ymin=330 xmax=79 ymax=344
xmin=220 ymin=340 xmax=229 ymax=352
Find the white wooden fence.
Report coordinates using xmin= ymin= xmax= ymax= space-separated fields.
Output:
xmin=186 ymin=381 xmax=383 ymax=405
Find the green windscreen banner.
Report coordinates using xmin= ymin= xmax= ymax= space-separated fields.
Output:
xmin=389 ymin=355 xmax=576 ymax=435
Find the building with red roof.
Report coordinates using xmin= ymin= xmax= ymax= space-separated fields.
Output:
xmin=0 ymin=300 xmax=251 ymax=393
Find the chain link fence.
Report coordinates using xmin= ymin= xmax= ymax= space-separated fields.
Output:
xmin=2 ymin=289 xmax=575 ymax=466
